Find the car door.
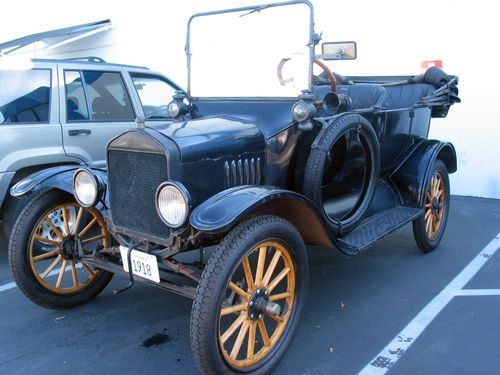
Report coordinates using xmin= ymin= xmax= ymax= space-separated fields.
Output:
xmin=58 ymin=65 xmax=137 ymax=168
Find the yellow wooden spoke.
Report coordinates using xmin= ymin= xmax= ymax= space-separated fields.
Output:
xmin=267 ymin=267 xmax=290 ymax=293
xmin=82 ymin=234 xmax=105 ymax=244
xmin=242 ymin=257 xmax=255 ymax=292
xmin=271 ymin=314 xmax=284 ymax=323
xmin=32 ymin=236 xmax=61 ymax=247
xmin=228 ymin=282 xmax=249 ymax=300
xmin=221 ymin=303 xmax=247 ymax=316
xmin=79 ymin=217 xmax=98 ymax=238
xmin=262 ymin=250 xmax=281 ymax=287
xmin=72 ymin=207 xmax=84 ymax=235
xmin=255 ymin=246 xmax=267 ymax=287
xmin=40 ymin=255 xmax=62 ymax=279
xmin=70 ymin=261 xmax=79 ymax=288
xmin=46 ymin=219 xmax=63 ymax=240
xmin=257 ymin=318 xmax=271 ymax=346
xmin=82 ymin=262 xmax=95 ymax=277
xmin=55 ymin=260 xmax=67 ymax=289
xmin=269 ymin=292 xmax=292 ymax=302
xmin=425 ymin=209 xmax=432 ymax=220
xmin=230 ymin=319 xmax=250 ymax=360
xmin=221 ymin=313 xmax=246 ymax=344
xmin=247 ymin=321 xmax=257 ymax=360
xmin=62 ymin=206 xmax=70 ymax=236
xmin=33 ymin=250 xmax=59 ymax=262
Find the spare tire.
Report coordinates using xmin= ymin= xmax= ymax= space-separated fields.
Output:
xmin=303 ymin=113 xmax=380 ymax=236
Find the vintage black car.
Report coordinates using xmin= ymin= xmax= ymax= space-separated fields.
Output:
xmin=8 ymin=1 xmax=460 ymax=374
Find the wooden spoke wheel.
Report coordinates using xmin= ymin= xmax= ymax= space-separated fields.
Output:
xmin=218 ymin=240 xmax=295 ymax=368
xmin=29 ymin=202 xmax=108 ymax=294
xmin=8 ymin=189 xmax=113 ymax=309
xmin=424 ymin=171 xmax=445 ymax=240
xmin=190 ymin=216 xmax=308 ymax=375
xmin=413 ymin=160 xmax=450 ymax=252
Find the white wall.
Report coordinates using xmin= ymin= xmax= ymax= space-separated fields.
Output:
xmin=2 ymin=0 xmax=499 ymax=198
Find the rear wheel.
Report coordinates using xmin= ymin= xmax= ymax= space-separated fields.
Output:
xmin=8 ymin=189 xmax=113 ymax=309
xmin=190 ymin=215 xmax=308 ymax=374
xmin=412 ymin=160 xmax=450 ymax=252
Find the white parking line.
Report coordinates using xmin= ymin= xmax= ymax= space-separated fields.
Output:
xmin=0 ymin=264 xmax=82 ymax=293
xmin=359 ymin=232 xmax=500 ymax=375
xmin=454 ymin=289 xmax=500 ymax=296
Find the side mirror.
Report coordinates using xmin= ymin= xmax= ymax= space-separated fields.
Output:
xmin=319 ymin=41 xmax=357 ymax=60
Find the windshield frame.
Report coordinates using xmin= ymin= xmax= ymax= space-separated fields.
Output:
xmin=185 ymin=0 xmax=316 ymax=99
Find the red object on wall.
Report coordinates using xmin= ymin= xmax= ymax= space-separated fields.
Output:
xmin=421 ymin=60 xmax=443 ymax=70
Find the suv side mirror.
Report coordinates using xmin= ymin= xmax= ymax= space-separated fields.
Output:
xmin=320 ymin=41 xmax=357 ymax=60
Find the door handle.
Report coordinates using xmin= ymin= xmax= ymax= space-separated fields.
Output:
xmin=68 ymin=129 xmax=92 ymax=136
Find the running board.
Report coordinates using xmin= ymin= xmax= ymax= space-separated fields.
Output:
xmin=337 ymin=206 xmax=423 ymax=255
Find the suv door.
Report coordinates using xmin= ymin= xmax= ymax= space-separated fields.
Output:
xmin=58 ymin=66 xmax=137 ymax=167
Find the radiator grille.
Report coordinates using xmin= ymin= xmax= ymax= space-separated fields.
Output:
xmin=108 ymin=149 xmax=170 ymax=239
xmin=224 ymin=157 xmax=261 ymax=188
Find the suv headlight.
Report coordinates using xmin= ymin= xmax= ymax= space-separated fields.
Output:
xmin=155 ymin=182 xmax=190 ymax=228
xmin=73 ymin=169 xmax=100 ymax=207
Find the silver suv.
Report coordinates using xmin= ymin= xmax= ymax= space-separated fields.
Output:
xmin=0 ymin=57 xmax=181 ymax=236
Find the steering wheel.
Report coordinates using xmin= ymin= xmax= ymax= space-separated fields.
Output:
xmin=314 ymin=58 xmax=337 ymax=92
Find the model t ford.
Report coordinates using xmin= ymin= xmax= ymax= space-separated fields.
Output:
xmin=8 ymin=1 xmax=459 ymax=374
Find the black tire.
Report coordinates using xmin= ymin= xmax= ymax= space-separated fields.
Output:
xmin=190 ymin=215 xmax=308 ymax=375
xmin=2 ymin=194 xmax=30 ymax=239
xmin=303 ymin=113 xmax=380 ymax=235
xmin=412 ymin=159 xmax=450 ymax=252
xmin=8 ymin=188 xmax=113 ymax=310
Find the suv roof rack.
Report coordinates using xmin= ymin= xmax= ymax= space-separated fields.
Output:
xmin=63 ymin=56 xmax=106 ymax=63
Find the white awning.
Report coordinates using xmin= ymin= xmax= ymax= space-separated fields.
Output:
xmin=0 ymin=19 xmax=112 ymax=55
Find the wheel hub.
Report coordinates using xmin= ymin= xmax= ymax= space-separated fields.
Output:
xmin=248 ymin=288 xmax=281 ymax=320
xmin=61 ymin=236 xmax=82 ymax=260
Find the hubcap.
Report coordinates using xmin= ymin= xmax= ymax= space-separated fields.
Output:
xmin=218 ymin=241 xmax=296 ymax=368
xmin=29 ymin=203 xmax=108 ymax=294
xmin=425 ymin=171 xmax=445 ymax=240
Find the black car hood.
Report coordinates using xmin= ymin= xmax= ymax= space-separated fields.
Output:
xmin=148 ymin=115 xmax=264 ymax=163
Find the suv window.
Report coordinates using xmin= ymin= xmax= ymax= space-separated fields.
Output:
xmin=130 ymin=74 xmax=175 ymax=120
xmin=65 ymin=71 xmax=90 ymax=121
xmin=64 ymin=70 xmax=134 ymax=122
xmin=0 ymin=69 xmax=51 ymax=124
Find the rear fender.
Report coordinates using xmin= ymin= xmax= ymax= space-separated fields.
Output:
xmin=189 ymin=186 xmax=334 ymax=247
xmin=391 ymin=140 xmax=457 ymax=207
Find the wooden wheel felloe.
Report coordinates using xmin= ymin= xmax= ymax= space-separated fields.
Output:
xmin=28 ymin=203 xmax=108 ymax=294
xmin=424 ymin=171 xmax=445 ymax=240
xmin=218 ymin=240 xmax=296 ymax=368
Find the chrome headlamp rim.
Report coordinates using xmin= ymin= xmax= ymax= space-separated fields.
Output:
xmin=72 ymin=168 xmax=101 ymax=208
xmin=292 ymin=100 xmax=315 ymax=123
xmin=155 ymin=181 xmax=191 ymax=228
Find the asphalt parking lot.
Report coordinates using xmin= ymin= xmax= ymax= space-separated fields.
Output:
xmin=1 ymin=195 xmax=499 ymax=375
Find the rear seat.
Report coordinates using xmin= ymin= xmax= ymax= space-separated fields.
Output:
xmin=384 ymin=83 xmax=435 ymax=110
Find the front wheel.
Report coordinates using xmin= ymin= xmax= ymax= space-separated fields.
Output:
xmin=190 ymin=215 xmax=308 ymax=374
xmin=412 ymin=160 xmax=450 ymax=252
xmin=8 ymin=189 xmax=113 ymax=310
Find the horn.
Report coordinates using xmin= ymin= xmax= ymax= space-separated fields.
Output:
xmin=322 ymin=91 xmax=352 ymax=115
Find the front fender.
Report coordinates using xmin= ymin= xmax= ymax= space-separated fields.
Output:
xmin=10 ymin=166 xmax=108 ymax=205
xmin=190 ymin=185 xmax=334 ymax=247
xmin=391 ymin=139 xmax=457 ymax=207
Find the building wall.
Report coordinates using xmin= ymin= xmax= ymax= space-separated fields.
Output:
xmin=2 ymin=0 xmax=499 ymax=198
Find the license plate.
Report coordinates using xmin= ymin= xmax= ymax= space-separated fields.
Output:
xmin=119 ymin=246 xmax=160 ymax=283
